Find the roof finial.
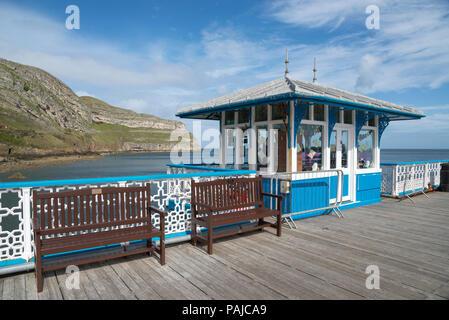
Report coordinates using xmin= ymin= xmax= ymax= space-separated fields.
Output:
xmin=284 ymin=48 xmax=289 ymax=78
xmin=313 ymin=57 xmax=317 ymax=83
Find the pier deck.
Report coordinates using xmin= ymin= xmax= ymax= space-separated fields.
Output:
xmin=1 ymin=192 xmax=449 ymax=300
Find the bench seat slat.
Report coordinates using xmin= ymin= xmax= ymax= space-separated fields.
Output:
xmin=194 ymin=207 xmax=278 ymax=227
xmin=40 ymin=225 xmax=160 ymax=255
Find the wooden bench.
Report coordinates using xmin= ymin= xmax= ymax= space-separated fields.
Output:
xmin=32 ymin=184 xmax=167 ymax=292
xmin=190 ymin=176 xmax=284 ymax=254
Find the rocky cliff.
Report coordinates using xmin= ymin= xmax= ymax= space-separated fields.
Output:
xmin=0 ymin=58 xmax=197 ymax=158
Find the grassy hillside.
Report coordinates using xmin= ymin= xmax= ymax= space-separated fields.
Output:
xmin=0 ymin=58 xmax=194 ymax=158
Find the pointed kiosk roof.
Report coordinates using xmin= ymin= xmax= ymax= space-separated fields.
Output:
xmin=176 ymin=77 xmax=424 ymax=120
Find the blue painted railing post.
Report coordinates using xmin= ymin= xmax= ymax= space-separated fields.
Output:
xmin=328 ymin=107 xmax=339 ymax=147
xmin=292 ymin=101 xmax=308 ymax=148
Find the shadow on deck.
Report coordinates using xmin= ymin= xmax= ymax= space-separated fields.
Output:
xmin=1 ymin=192 xmax=449 ymax=300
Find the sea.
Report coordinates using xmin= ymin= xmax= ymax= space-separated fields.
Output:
xmin=1 ymin=149 xmax=449 ymax=183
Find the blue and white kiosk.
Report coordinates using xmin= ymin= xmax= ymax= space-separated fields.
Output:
xmin=176 ymin=65 xmax=424 ymax=221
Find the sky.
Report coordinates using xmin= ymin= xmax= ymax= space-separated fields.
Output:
xmin=0 ymin=0 xmax=448 ymax=148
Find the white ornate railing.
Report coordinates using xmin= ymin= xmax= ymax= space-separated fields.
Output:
xmin=380 ymin=160 xmax=448 ymax=197
xmin=0 ymin=166 xmax=255 ymax=268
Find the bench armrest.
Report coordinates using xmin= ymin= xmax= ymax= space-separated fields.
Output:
xmin=261 ymin=192 xmax=285 ymax=199
xmin=148 ymin=206 xmax=168 ymax=216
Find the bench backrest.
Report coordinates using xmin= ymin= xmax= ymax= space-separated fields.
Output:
xmin=33 ymin=184 xmax=152 ymax=236
xmin=191 ymin=176 xmax=264 ymax=215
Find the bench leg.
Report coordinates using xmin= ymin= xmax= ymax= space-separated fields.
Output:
xmin=146 ymin=238 xmax=152 ymax=256
xmin=191 ymin=219 xmax=197 ymax=246
xmin=35 ymin=253 xmax=43 ymax=293
xmin=277 ymin=212 xmax=282 ymax=237
xmin=207 ymin=225 xmax=213 ymax=255
xmin=258 ymin=218 xmax=265 ymax=231
xmin=160 ymin=238 xmax=165 ymax=265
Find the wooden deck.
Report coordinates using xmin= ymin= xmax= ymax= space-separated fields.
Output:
xmin=1 ymin=191 xmax=449 ymax=300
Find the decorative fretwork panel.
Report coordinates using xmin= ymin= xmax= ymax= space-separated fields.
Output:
xmin=0 ymin=188 xmax=25 ymax=262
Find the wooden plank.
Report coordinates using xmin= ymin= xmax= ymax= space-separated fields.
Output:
xmin=109 ymin=258 xmax=162 ymax=300
xmin=276 ymin=226 xmax=447 ymax=296
xmin=165 ymin=247 xmax=227 ymax=299
xmin=40 ymin=198 xmax=45 ymax=230
xmin=99 ymin=262 xmax=137 ymax=300
xmin=216 ymin=238 xmax=357 ymax=299
xmin=141 ymin=254 xmax=209 ymax=300
xmin=167 ymin=245 xmax=245 ymax=300
xmin=92 ymin=261 xmax=136 ymax=300
xmin=77 ymin=264 xmax=102 ymax=300
xmin=91 ymin=194 xmax=96 ymax=224
xmin=129 ymin=257 xmax=185 ymax=299
xmin=1 ymin=277 xmax=14 ymax=300
xmin=183 ymin=243 xmax=298 ymax=299
xmin=41 ymin=272 xmax=64 ymax=300
xmin=25 ymin=272 xmax=38 ymax=300
xmin=82 ymin=264 xmax=119 ymax=300
xmin=293 ymin=219 xmax=449 ymax=274
xmin=176 ymin=244 xmax=265 ymax=299
xmin=54 ymin=268 xmax=86 ymax=300
xmin=237 ymin=232 xmax=422 ymax=299
xmin=303 ymin=213 xmax=449 ymax=258
xmin=13 ymin=273 xmax=26 ymax=300
xmin=80 ymin=194 xmax=85 ymax=225
xmin=433 ymin=282 xmax=449 ymax=299
xmin=73 ymin=195 xmax=78 ymax=226
xmin=98 ymin=194 xmax=104 ymax=224
xmin=67 ymin=196 xmax=72 ymax=227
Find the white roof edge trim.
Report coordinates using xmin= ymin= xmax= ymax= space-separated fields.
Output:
xmin=177 ymin=77 xmax=424 ymax=117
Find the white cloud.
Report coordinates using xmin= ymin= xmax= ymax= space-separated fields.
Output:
xmin=269 ymin=0 xmax=370 ymax=29
xmin=76 ymin=91 xmax=96 ymax=98
xmin=389 ymin=113 xmax=449 ymax=134
xmin=269 ymin=0 xmax=449 ymax=94
xmin=119 ymin=99 xmax=149 ymax=113
xmin=418 ymin=105 xmax=449 ymax=111
xmin=355 ymin=54 xmax=383 ymax=91
xmin=0 ymin=3 xmax=284 ymax=122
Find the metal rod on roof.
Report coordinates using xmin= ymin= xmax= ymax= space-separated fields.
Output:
xmin=313 ymin=57 xmax=317 ymax=83
xmin=284 ymin=48 xmax=289 ymax=77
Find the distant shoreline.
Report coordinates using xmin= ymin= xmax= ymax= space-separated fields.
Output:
xmin=0 ymin=153 xmax=104 ymax=174
xmin=0 ymin=150 xmax=173 ymax=175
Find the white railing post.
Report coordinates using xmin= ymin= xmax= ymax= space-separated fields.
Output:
xmin=22 ymin=187 xmax=33 ymax=262
xmin=392 ymin=165 xmax=398 ymax=197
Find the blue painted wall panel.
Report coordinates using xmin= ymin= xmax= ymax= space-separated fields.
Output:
xmin=330 ymin=174 xmax=349 ymax=199
xmin=290 ymin=178 xmax=330 ymax=213
xmin=263 ymin=172 xmax=381 ymax=216
xmin=356 ymin=172 xmax=381 ymax=202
